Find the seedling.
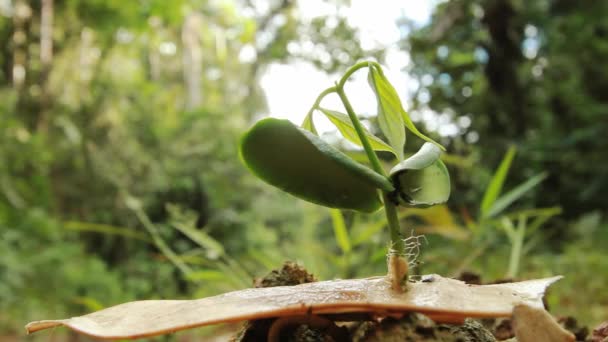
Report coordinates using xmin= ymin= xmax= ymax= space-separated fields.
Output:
xmin=25 ymin=62 xmax=565 ymax=341
xmin=241 ymin=61 xmax=450 ymax=291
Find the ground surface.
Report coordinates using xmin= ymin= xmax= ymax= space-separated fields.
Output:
xmin=232 ymin=262 xmax=604 ymax=342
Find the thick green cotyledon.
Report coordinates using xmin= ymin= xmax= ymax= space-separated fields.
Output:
xmin=240 ymin=118 xmax=394 ymax=213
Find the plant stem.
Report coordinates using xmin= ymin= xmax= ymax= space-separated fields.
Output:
xmin=338 ymin=61 xmax=381 ymax=89
xmin=383 ymin=193 xmax=406 ymax=253
xmin=335 ymin=85 xmax=386 ymax=177
xmin=334 ymin=68 xmax=409 ymax=291
xmin=507 ymin=216 xmax=526 ymax=279
xmin=306 ymin=86 xmax=337 ymax=118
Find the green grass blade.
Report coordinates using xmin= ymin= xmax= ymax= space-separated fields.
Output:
xmin=525 ymin=207 xmax=561 ymax=236
xmin=486 ymin=172 xmax=548 ymax=218
xmin=352 ymin=220 xmax=386 ymax=247
xmin=64 ymin=221 xmax=152 ymax=243
xmin=481 ymin=146 xmax=516 ymax=218
xmin=498 ymin=207 xmax=562 ymax=221
xmin=330 ymin=209 xmax=351 ymax=254
xmin=172 ymin=221 xmax=225 ymax=258
xmin=186 ymin=269 xmax=228 ymax=282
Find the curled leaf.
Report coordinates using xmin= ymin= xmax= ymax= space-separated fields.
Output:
xmin=240 ymin=118 xmax=393 ymax=212
xmin=390 ymin=143 xmax=451 ymax=207
xmin=26 ymin=275 xmax=562 ymax=340
xmin=318 ymin=107 xmax=397 ymax=157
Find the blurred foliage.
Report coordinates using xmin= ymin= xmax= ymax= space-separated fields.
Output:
xmin=417 ymin=211 xmax=608 ymax=326
xmin=401 ymin=0 xmax=608 ymax=327
xmin=0 ymin=0 xmax=606 ymax=338
xmin=404 ymin=0 xmax=608 ymax=223
xmin=0 ymin=0 xmax=384 ymax=337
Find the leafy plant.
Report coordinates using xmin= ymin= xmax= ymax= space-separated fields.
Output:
xmin=457 ymin=146 xmax=561 ymax=278
xmin=240 ymin=61 xmax=451 ymax=291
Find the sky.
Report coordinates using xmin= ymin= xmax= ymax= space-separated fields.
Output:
xmin=259 ymin=0 xmax=442 ymax=134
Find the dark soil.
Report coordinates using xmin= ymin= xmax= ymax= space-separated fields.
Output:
xmin=232 ymin=262 xmax=597 ymax=341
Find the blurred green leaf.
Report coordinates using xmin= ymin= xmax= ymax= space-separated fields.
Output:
xmin=481 ymin=146 xmax=516 ymax=218
xmin=186 ymin=270 xmax=227 ymax=282
xmin=172 ymin=222 xmax=225 ymax=259
xmin=352 ymin=219 xmax=386 ymax=247
xmin=73 ymin=297 xmax=105 ymax=312
xmin=525 ymin=208 xmax=561 ymax=236
xmin=498 ymin=207 xmax=562 ymax=222
xmin=167 ymin=204 xmax=226 ymax=258
xmin=409 ymin=205 xmax=469 ymax=240
xmin=319 ymin=107 xmax=396 ymax=156
xmin=486 ymin=173 xmax=548 ymax=218
xmin=247 ymin=249 xmax=282 ymax=271
xmin=64 ymin=221 xmax=151 ymax=243
xmin=330 ymin=209 xmax=351 ymax=254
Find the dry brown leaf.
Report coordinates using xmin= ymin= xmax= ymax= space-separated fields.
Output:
xmin=512 ymin=304 xmax=575 ymax=342
xmin=26 ymin=274 xmax=561 ymax=340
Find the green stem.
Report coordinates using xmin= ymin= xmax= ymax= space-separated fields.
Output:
xmin=338 ymin=60 xmax=381 ymax=89
xmin=335 ymin=85 xmax=386 ymax=177
xmin=383 ymin=193 xmax=406 ymax=254
xmin=507 ymin=216 xmax=526 ymax=279
xmin=334 ymin=69 xmax=408 ymax=288
xmin=306 ymin=86 xmax=336 ymax=118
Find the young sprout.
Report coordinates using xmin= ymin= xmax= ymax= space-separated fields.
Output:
xmin=240 ymin=61 xmax=450 ymax=292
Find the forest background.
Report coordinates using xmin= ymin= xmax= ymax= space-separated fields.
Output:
xmin=1 ymin=0 xmax=606 ymax=339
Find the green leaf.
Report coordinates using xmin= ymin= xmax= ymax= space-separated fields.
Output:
xmin=481 ymin=146 xmax=516 ymax=218
xmin=389 ymin=143 xmax=451 ymax=207
xmin=301 ymin=112 xmax=318 ymax=135
xmin=172 ymin=221 xmax=225 ymax=258
xmin=485 ymin=172 xmax=548 ymax=218
xmin=186 ymin=269 xmax=228 ymax=282
xmin=368 ymin=66 xmax=405 ymax=160
xmin=498 ymin=207 xmax=562 ymax=223
xmin=64 ymin=221 xmax=152 ymax=243
xmin=368 ymin=65 xmax=445 ymax=153
xmin=525 ymin=208 xmax=560 ymax=236
xmin=240 ymin=118 xmax=394 ymax=212
xmin=330 ymin=209 xmax=351 ymax=253
xmin=73 ymin=297 xmax=105 ymax=312
xmin=318 ymin=107 xmax=397 ymax=157
xmin=400 ymin=107 xmax=445 ymax=151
